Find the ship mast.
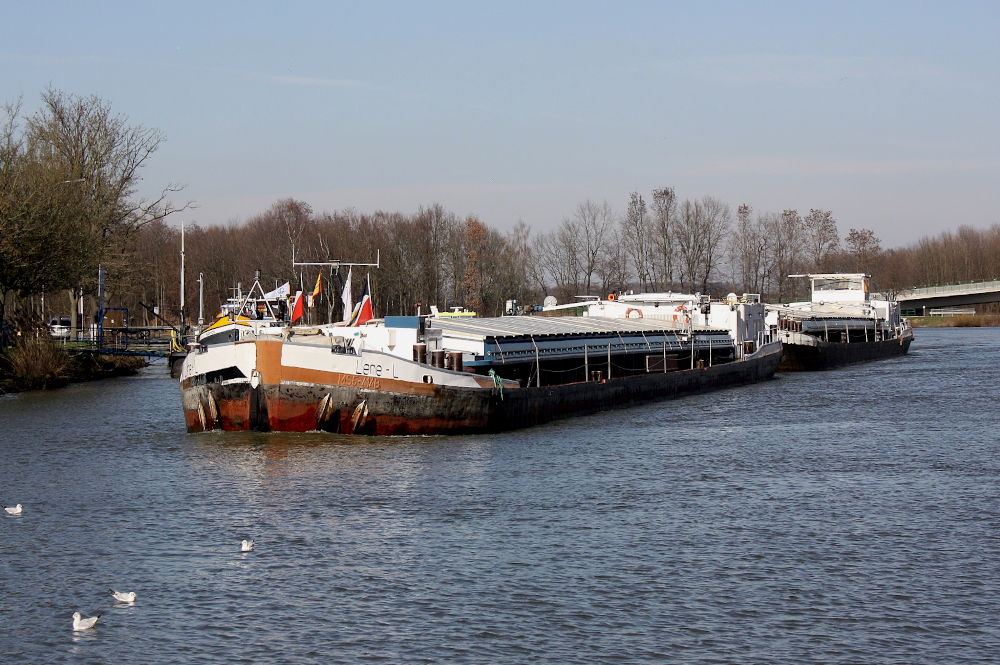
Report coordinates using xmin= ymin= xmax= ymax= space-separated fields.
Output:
xmin=292 ymin=249 xmax=380 ymax=323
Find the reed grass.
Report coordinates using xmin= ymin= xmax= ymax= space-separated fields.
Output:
xmin=909 ymin=315 xmax=1000 ymax=328
xmin=4 ymin=336 xmax=70 ymax=390
xmin=0 ymin=339 xmax=147 ymax=393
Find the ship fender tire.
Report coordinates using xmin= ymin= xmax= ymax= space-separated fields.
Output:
xmin=206 ymin=391 xmax=220 ymax=427
xmin=316 ymin=393 xmax=333 ymax=426
xmin=197 ymin=402 xmax=208 ymax=431
xmin=351 ymin=400 xmax=369 ymax=434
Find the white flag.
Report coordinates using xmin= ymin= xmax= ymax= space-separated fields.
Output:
xmin=340 ymin=268 xmax=353 ymax=322
xmin=263 ymin=282 xmax=290 ymax=299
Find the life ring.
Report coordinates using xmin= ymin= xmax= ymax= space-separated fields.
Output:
xmin=608 ymin=293 xmax=616 ymax=301
xmin=673 ymin=305 xmax=690 ymax=324
xmin=625 ymin=308 xmax=643 ymax=319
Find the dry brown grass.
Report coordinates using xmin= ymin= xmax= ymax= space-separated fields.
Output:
xmin=5 ymin=336 xmax=70 ymax=390
xmin=909 ymin=315 xmax=1000 ymax=328
xmin=1 ymin=343 xmax=148 ymax=393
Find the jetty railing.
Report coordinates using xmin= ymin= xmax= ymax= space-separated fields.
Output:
xmin=898 ymin=279 xmax=1000 ymax=299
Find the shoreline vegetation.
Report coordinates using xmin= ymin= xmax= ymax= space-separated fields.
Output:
xmin=908 ymin=315 xmax=1000 ymax=328
xmin=0 ymin=338 xmax=147 ymax=394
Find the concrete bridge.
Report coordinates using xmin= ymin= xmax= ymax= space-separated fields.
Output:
xmin=896 ymin=279 xmax=1000 ymax=315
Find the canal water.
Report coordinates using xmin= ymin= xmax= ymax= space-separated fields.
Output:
xmin=1 ymin=328 xmax=998 ymax=664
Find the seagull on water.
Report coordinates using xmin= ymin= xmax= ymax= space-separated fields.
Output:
xmin=241 ymin=539 xmax=254 ymax=552
xmin=4 ymin=504 xmax=22 ymax=515
xmin=72 ymin=612 xmax=102 ymax=631
xmin=110 ymin=588 xmax=136 ymax=603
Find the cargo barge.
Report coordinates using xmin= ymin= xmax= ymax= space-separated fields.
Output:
xmin=765 ymin=273 xmax=913 ymax=371
xmin=179 ymin=282 xmax=781 ymax=435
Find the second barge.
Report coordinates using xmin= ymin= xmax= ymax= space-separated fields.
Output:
xmin=766 ymin=273 xmax=914 ymax=371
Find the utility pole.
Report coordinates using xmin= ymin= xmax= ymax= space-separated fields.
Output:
xmin=180 ymin=220 xmax=186 ymax=329
xmin=198 ymin=272 xmax=204 ymax=327
xmin=97 ymin=264 xmax=106 ymax=349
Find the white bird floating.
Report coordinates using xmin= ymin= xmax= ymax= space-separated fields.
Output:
xmin=4 ymin=504 xmax=22 ymax=515
xmin=72 ymin=611 xmax=102 ymax=631
xmin=241 ymin=539 xmax=254 ymax=552
xmin=110 ymin=588 xmax=136 ymax=603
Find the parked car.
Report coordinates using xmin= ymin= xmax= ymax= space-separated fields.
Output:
xmin=48 ymin=317 xmax=72 ymax=340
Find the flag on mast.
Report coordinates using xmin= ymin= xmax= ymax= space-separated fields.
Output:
xmin=351 ymin=274 xmax=374 ymax=326
xmin=263 ymin=282 xmax=290 ymax=299
xmin=291 ymin=291 xmax=304 ymax=323
xmin=307 ymin=272 xmax=322 ymax=309
xmin=340 ymin=268 xmax=353 ymax=323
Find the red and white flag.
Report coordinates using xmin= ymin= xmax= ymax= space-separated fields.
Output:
xmin=350 ymin=275 xmax=374 ymax=326
xmin=291 ymin=291 xmax=304 ymax=323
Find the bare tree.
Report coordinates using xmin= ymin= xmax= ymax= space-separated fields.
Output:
xmin=27 ymin=89 xmax=188 ymax=260
xmin=756 ymin=212 xmax=780 ymax=296
xmin=803 ymin=208 xmax=840 ymax=272
xmin=273 ymin=198 xmax=313 ymax=261
xmin=696 ymin=195 xmax=731 ymax=293
xmin=535 ymin=219 xmax=582 ymax=304
xmin=574 ymin=199 xmax=614 ymax=295
xmin=730 ymin=204 xmax=757 ymax=293
xmin=845 ymin=228 xmax=881 ymax=275
xmin=462 ymin=216 xmax=488 ymax=313
xmin=650 ymin=187 xmax=677 ymax=291
xmin=673 ymin=196 xmax=732 ymax=294
xmin=675 ymin=198 xmax=701 ymax=293
xmin=765 ymin=210 xmax=805 ymax=301
xmin=507 ymin=220 xmax=538 ymax=308
xmin=621 ymin=191 xmax=652 ymax=291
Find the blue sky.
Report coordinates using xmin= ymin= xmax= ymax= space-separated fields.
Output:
xmin=3 ymin=1 xmax=998 ymax=246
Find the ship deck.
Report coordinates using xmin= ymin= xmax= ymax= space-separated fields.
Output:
xmin=428 ymin=315 xmax=735 ymax=368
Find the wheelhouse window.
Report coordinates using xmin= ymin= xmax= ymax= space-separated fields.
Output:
xmin=813 ymin=277 xmax=865 ymax=292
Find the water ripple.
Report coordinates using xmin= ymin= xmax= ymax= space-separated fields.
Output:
xmin=2 ymin=328 xmax=1000 ymax=663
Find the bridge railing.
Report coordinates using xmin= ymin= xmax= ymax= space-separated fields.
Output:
xmin=898 ymin=279 xmax=1000 ymax=299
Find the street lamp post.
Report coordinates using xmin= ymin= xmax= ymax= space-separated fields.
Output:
xmin=58 ymin=177 xmax=87 ymax=340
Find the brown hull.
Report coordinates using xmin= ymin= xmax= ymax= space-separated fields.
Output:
xmin=181 ymin=343 xmax=782 ymax=436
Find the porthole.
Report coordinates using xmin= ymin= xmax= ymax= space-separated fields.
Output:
xmin=423 ymin=375 xmax=433 ymax=384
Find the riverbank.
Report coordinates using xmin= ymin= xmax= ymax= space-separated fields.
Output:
xmin=0 ymin=341 xmax=148 ymax=393
xmin=909 ymin=315 xmax=1000 ymax=328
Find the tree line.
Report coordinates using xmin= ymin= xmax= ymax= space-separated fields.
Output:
xmin=121 ymin=200 xmax=532 ymax=325
xmin=77 ymin=195 xmax=1000 ymax=326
